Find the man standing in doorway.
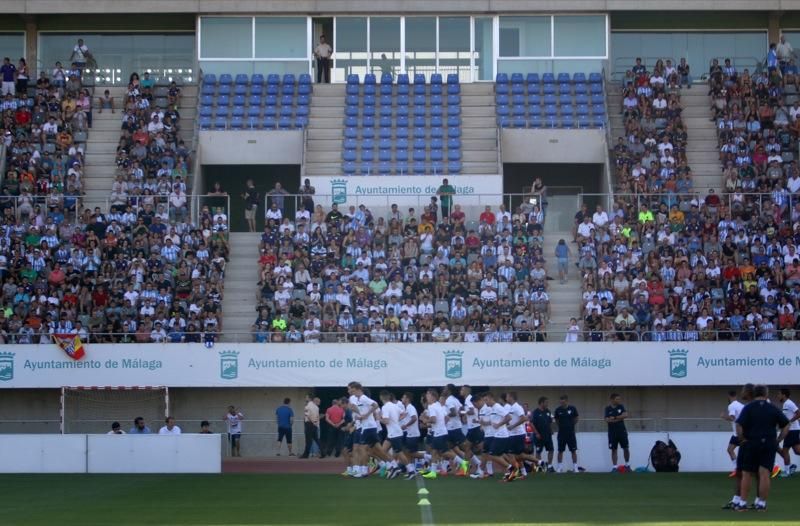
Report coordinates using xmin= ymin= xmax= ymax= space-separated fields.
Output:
xmin=301 ymin=394 xmax=324 ymax=458
xmin=324 ymin=398 xmax=345 ymax=457
xmin=436 ymin=178 xmax=456 ymax=218
xmin=241 ymin=179 xmax=259 ymax=232
xmin=605 ymin=393 xmax=631 ymax=472
xmin=275 ymin=397 xmax=295 ymax=456
xmin=314 ymin=35 xmax=332 ymax=84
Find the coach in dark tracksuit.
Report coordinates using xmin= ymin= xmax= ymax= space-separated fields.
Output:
xmin=735 ymin=385 xmax=790 ymax=511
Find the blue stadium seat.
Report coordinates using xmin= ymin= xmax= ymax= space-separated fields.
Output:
xmin=542 ymin=73 xmax=555 ymax=84
xmin=361 ymin=127 xmax=375 ymax=139
xmin=214 ymin=116 xmax=227 ymax=129
xmin=573 ymin=73 xmax=587 ymax=84
xmin=360 ymin=161 xmax=373 ymax=174
xmin=219 ymin=74 xmax=233 ymax=85
xmin=590 ymin=83 xmax=603 ymax=95
xmin=397 ymin=94 xmax=409 ymax=106
xmin=544 ymin=117 xmax=558 ymax=129
xmin=233 ymin=95 xmax=246 ymax=106
xmin=589 ymin=72 xmax=603 ymax=83
xmin=529 ymin=116 xmax=543 ymax=128
xmin=280 ymin=106 xmax=293 ymax=117
xmin=347 ymin=74 xmax=360 ymax=84
xmin=413 ymin=137 xmax=426 ymax=150
xmin=431 ymin=73 xmax=443 ymax=85
xmin=575 ymin=94 xmax=589 ymax=105
xmin=396 ymin=161 xmax=409 ymax=174
xmin=512 ymin=105 xmax=526 ymax=117
xmin=496 ymin=94 xmax=510 ymax=106
xmin=232 ymin=106 xmax=245 ymax=117
xmin=235 ymin=74 xmax=248 ymax=85
xmin=511 ymin=94 xmax=525 ymax=106
xmin=497 ymin=116 xmax=511 ymax=128
xmin=250 ymin=84 xmax=263 ymax=95
xmin=411 ymin=94 xmax=425 ymax=107
xmin=295 ymin=106 xmax=309 ymax=117
xmin=413 ymin=116 xmax=426 ymax=127
xmin=362 ymin=115 xmax=375 ymax=127
xmin=297 ymin=95 xmax=310 ymax=106
xmin=592 ymin=115 xmax=605 ymax=127
xmin=446 ymin=115 xmax=460 ymax=127
xmin=396 ymin=137 xmax=409 ymax=150
xmin=447 ymin=82 xmax=460 ymax=95
xmin=528 ymin=105 xmax=542 ymax=117
xmin=414 ymin=73 xmax=426 ymax=85
xmin=430 ymin=127 xmax=443 ymax=139
xmin=343 ymin=161 xmax=357 ymax=174
xmin=203 ymin=73 xmax=217 ymax=85
xmin=576 ymin=105 xmax=589 ymax=116
xmin=363 ymin=95 xmax=376 ymax=106
xmin=380 ymin=72 xmax=393 ymax=85
xmin=526 ymin=73 xmax=540 ymax=87
xmin=199 ymin=106 xmax=213 ymax=118
xmin=544 ymin=105 xmax=557 ymax=117
xmin=363 ymin=84 xmax=376 ymax=96
xmin=361 ymin=149 xmax=374 ymax=162
xmin=447 ymin=106 xmax=460 ymax=116
xmin=559 ymin=94 xmax=572 ymax=106
xmin=413 ymin=161 xmax=426 ymax=174
xmin=218 ymin=84 xmax=231 ymax=96
xmin=396 ymin=106 xmax=409 ymax=117
xmin=591 ymin=104 xmax=606 ymax=116
xmin=346 ymin=84 xmax=359 ymax=96
xmin=413 ymin=149 xmax=426 ymax=162
xmin=380 ymin=105 xmax=392 ymax=118
xmin=397 ymin=74 xmax=410 ymax=95
xmin=216 ymin=94 xmax=230 ymax=107
xmin=267 ymin=74 xmax=280 ymax=85
xmin=448 ymin=148 xmax=462 ymax=160
xmin=496 ymin=83 xmax=509 ymax=96
xmin=299 ymin=73 xmax=311 ymax=85
xmin=201 ymin=84 xmax=215 ymax=96
xmin=345 ymin=94 xmax=359 ymax=106
xmin=557 ymin=83 xmax=572 ymax=95
xmin=590 ymin=94 xmax=604 ymax=105
xmin=378 ymin=115 xmax=391 ymax=127
xmin=496 ymin=105 xmax=509 ymax=117
xmin=263 ymin=106 xmax=277 ymax=118
xmin=378 ymin=161 xmax=392 ymax=174
xmin=511 ymin=82 xmax=525 ymax=95
xmin=510 ymin=73 xmax=524 ymax=84
xmin=542 ymin=84 xmax=555 ymax=95
xmin=362 ymin=137 xmax=375 ymax=150
xmin=344 ymin=138 xmax=357 ymax=150
xmin=430 ymin=83 xmax=443 ymax=96
xmin=395 ymin=148 xmax=408 ymax=161
xmin=543 ymin=94 xmax=557 ymax=106
xmin=447 ymin=94 xmax=460 ymax=106
xmin=230 ymin=116 xmax=244 ymax=129
xmin=234 ymin=84 xmax=247 ymax=96
xmin=344 ymin=115 xmax=358 ymax=127
xmin=561 ymin=115 xmax=574 ymax=128
xmin=344 ymin=127 xmax=358 ymax=139
xmin=430 ymin=106 xmax=443 ymax=118
xmin=251 ymin=74 xmax=264 ymax=86
xmin=396 ymin=127 xmax=409 ymax=139
xmin=528 ymin=94 xmax=541 ymax=106
xmin=397 ymin=115 xmax=409 ymax=128
xmin=379 ymin=150 xmax=392 ymax=162
xmin=199 ymin=116 xmax=212 ymax=129
xmin=282 ymin=74 xmax=296 ymax=86
xmin=298 ymin=83 xmax=311 ymax=96
xmin=431 ymin=137 xmax=444 ymax=150
xmin=248 ymin=94 xmax=262 ymax=107
xmin=201 ymin=94 xmax=214 ymax=106
xmin=379 ymin=94 xmax=392 ymax=106
xmin=431 ymin=160 xmax=444 ymax=174
xmin=556 ymin=72 xmax=570 ymax=84
xmin=574 ymin=83 xmax=587 ymax=95
xmin=447 ymin=74 xmax=459 ymax=84
xmin=266 ymin=84 xmax=279 ymax=96
xmin=364 ymin=73 xmax=376 ymax=85
xmin=448 ymin=160 xmax=462 ymax=173
xmin=342 ymin=149 xmax=357 ymax=162
xmin=214 ymin=106 xmax=229 ymax=118
xmin=380 ymin=83 xmax=392 ymax=95
xmin=429 ymin=94 xmax=442 ymax=106
xmin=262 ymin=116 xmax=277 ymax=129
xmin=246 ymin=116 xmax=260 ymax=129
xmin=281 ymin=83 xmax=294 ymax=96
xmin=379 ymin=137 xmax=392 ymax=149
xmin=578 ymin=115 xmax=591 ymax=128
xmin=413 ymin=127 xmax=426 ymax=139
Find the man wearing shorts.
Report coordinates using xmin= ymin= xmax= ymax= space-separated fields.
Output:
xmin=379 ymin=391 xmax=405 ymax=479
xmin=423 ymin=388 xmax=451 ymax=479
xmin=400 ymin=392 xmax=422 ymax=479
xmin=484 ymin=392 xmax=515 ymax=481
xmin=554 ymin=395 xmax=584 ymax=472
xmin=532 ymin=396 xmax=555 ymax=472
xmin=275 ymin=398 xmax=294 ymax=456
xmin=777 ymin=388 xmax=800 ymax=477
xmin=722 ymin=390 xmax=745 ymax=475
xmin=476 ymin=393 xmax=496 ymax=479
xmin=605 ymin=393 xmax=630 ymax=471
xmin=735 ymin=385 xmax=790 ymax=511
xmin=507 ymin=392 xmax=536 ymax=478
xmin=348 ymin=381 xmax=390 ymax=477
xmin=443 ymin=384 xmax=468 ymax=474
xmin=461 ymin=385 xmax=484 ymax=476
xmin=241 ymin=179 xmax=259 ymax=232
xmin=340 ymin=397 xmax=356 ymax=477
xmin=223 ymin=405 xmax=244 ymax=457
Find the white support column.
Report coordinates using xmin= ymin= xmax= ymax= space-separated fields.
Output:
xmin=400 ymin=16 xmax=406 ymax=74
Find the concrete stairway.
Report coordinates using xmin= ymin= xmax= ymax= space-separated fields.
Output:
xmin=542 ymin=229 xmax=583 ymax=342
xmin=220 ymin=232 xmax=261 ymax=342
xmin=304 ymin=83 xmax=498 ymax=176
xmin=607 ymin=82 xmax=720 ymax=192
xmin=82 ymin=84 xmax=198 ymax=211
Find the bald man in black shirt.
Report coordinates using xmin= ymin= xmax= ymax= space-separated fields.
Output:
xmin=734 ymin=385 xmax=790 ymax=511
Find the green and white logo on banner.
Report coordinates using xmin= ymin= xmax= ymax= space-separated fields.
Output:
xmin=668 ymin=349 xmax=689 ymax=378
xmin=0 ymin=352 xmax=13 ymax=381
xmin=444 ymin=350 xmax=463 ymax=379
xmin=219 ymin=351 xmax=239 ymax=380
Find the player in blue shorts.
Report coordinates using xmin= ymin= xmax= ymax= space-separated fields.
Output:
xmin=379 ymin=391 xmax=406 ymax=479
xmin=483 ymin=392 xmax=516 ymax=481
xmin=605 ymin=393 xmax=630 ymax=472
xmin=461 ymin=385 xmax=484 ymax=477
xmin=443 ymin=384 xmax=468 ymax=475
xmin=777 ymin=388 xmax=800 ymax=478
xmin=400 ymin=392 xmax=423 ymax=479
xmin=422 ymin=388 xmax=453 ymax=479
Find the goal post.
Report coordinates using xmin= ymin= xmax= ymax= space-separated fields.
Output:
xmin=60 ymin=386 xmax=169 ymax=434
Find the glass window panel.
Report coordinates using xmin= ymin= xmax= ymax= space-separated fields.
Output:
xmin=497 ymin=59 xmax=552 ymax=75
xmin=200 ymin=17 xmax=252 ymax=59
xmin=0 ymin=33 xmax=24 ymax=62
xmin=199 ymin=60 xmax=308 ymax=77
xmin=475 ymin=17 xmax=494 ymax=81
xmin=499 ymin=17 xmax=550 ymax=57
xmin=40 ymin=33 xmax=195 ymax=85
xmin=370 ymin=17 xmax=400 ymax=77
xmin=255 ymin=17 xmax=307 ymax=59
xmin=553 ymin=15 xmax=606 ymax=57
xmin=405 ymin=17 xmax=436 ymax=80
xmin=439 ymin=17 xmax=469 ymax=52
xmin=334 ymin=17 xmax=368 ymax=82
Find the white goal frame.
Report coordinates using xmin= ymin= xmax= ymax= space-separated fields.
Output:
xmin=60 ymin=386 xmax=169 ymax=434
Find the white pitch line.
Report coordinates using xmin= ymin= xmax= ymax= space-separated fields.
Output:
xmin=413 ymin=473 xmax=435 ymax=526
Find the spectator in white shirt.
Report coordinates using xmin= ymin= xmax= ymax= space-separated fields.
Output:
xmin=158 ymin=417 xmax=182 ymax=435
xmin=592 ymin=205 xmax=609 ymax=229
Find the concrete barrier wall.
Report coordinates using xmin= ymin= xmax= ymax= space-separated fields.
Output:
xmin=0 ymin=434 xmax=221 ymax=473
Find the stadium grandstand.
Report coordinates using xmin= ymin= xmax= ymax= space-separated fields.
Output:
xmin=1 ymin=2 xmax=800 ymax=522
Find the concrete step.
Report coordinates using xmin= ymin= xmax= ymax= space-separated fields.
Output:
xmin=307 ymin=128 xmax=345 ymax=140
xmin=462 ymin=128 xmax=497 ymax=140
xmin=305 ymin=164 xmax=342 ymax=175
xmin=306 ymin=151 xmax=344 ymax=163
xmin=461 ymin=84 xmax=494 ymax=96
xmin=461 ymin=162 xmax=498 ymax=174
xmin=462 ymin=106 xmax=495 ymax=117
xmin=462 ymin=150 xmax=496 ymax=162
xmin=307 ymin=139 xmax=344 ymax=151
xmin=311 ymin=106 xmax=344 ymax=118
xmin=308 ymin=116 xmax=346 ymax=129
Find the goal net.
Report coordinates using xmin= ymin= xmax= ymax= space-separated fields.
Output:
xmin=61 ymin=387 xmax=168 ymax=434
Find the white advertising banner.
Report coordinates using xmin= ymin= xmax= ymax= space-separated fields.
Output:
xmin=0 ymin=342 xmax=798 ymax=388
xmin=304 ymin=175 xmax=502 ymax=212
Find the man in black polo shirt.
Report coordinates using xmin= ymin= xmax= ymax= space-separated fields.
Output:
xmin=605 ymin=393 xmax=630 ymax=472
xmin=735 ymin=385 xmax=790 ymax=511
xmin=531 ymin=397 xmax=555 ymax=472
xmin=554 ymin=394 xmax=585 ymax=473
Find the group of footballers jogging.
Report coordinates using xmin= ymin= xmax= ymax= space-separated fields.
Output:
xmin=722 ymin=384 xmax=800 ymax=512
xmin=339 ymin=381 xmax=633 ymax=481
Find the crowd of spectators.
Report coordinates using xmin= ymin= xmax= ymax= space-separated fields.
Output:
xmin=574 ymin=49 xmax=800 ymax=342
xmin=0 ymin=61 xmax=227 ymax=344
xmin=251 ymin=183 xmax=550 ymax=343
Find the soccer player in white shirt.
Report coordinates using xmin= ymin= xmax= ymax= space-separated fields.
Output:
xmin=223 ymin=405 xmax=244 ymax=457
xmin=443 ymin=384 xmax=469 ymax=475
xmin=721 ymin=390 xmax=745 ymax=473
xmin=484 ymin=392 xmax=515 ymax=480
xmin=379 ymin=391 xmax=406 ymax=479
xmin=347 ymin=381 xmax=390 ymax=477
xmin=477 ymin=393 xmax=496 ymax=479
xmin=400 ymin=392 xmax=423 ymax=479
xmin=778 ymin=388 xmax=800 ymax=477
xmin=422 ymin=389 xmax=452 ymax=479
xmin=506 ymin=392 xmax=537 ymax=480
xmin=158 ymin=416 xmax=182 ymax=435
xmin=460 ymin=385 xmax=486 ymax=478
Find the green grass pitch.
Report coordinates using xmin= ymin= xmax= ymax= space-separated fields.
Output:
xmin=2 ymin=473 xmax=797 ymax=525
